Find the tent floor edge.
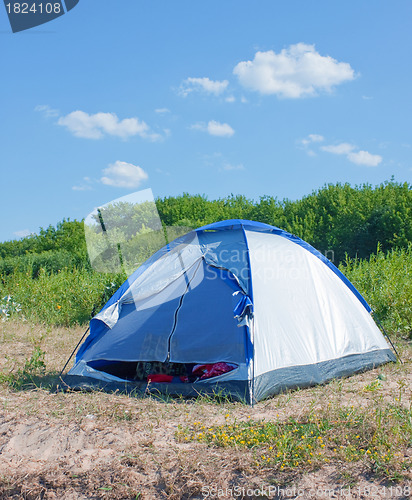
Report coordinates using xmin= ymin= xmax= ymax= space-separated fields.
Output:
xmin=253 ymin=348 xmax=396 ymax=402
xmin=60 ymin=374 xmax=250 ymax=403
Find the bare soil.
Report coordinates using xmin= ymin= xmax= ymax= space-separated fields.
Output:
xmin=0 ymin=321 xmax=411 ymax=499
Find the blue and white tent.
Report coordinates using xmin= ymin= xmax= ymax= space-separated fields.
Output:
xmin=66 ymin=220 xmax=395 ymax=403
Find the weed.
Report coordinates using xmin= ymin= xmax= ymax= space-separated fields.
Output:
xmin=0 ymin=346 xmax=46 ymax=390
xmin=24 ymin=346 xmax=46 ymax=373
xmin=363 ymin=379 xmax=383 ymax=392
xmin=0 ymin=295 xmax=21 ymax=321
xmin=1 ymin=243 xmax=410 ymax=335
xmin=341 ymin=244 xmax=412 ymax=339
xmin=177 ymin=401 xmax=412 ymax=480
xmin=0 ymin=268 xmax=125 ymax=326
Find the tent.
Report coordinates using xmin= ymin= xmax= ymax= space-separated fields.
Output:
xmin=65 ymin=220 xmax=396 ymax=403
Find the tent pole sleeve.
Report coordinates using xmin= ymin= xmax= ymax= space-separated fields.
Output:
xmin=241 ymin=225 xmax=255 ymax=406
xmin=166 ymin=258 xmax=204 ymax=362
xmin=249 ymin=319 xmax=256 ymax=407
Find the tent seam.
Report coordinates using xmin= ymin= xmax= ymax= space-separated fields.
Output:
xmin=241 ymin=224 xmax=255 ymax=405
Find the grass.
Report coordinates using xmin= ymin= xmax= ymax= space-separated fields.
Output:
xmin=176 ymin=399 xmax=411 ymax=481
xmin=0 ymin=243 xmax=411 ymax=336
xmin=0 ymin=267 xmax=125 ymax=326
xmin=340 ymin=243 xmax=412 ymax=339
xmin=0 ymin=245 xmax=411 ymax=497
xmin=0 ymin=345 xmax=47 ymax=390
xmin=0 ymin=320 xmax=411 ymax=498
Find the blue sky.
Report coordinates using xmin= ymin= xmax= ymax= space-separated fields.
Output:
xmin=1 ymin=0 xmax=411 ymax=242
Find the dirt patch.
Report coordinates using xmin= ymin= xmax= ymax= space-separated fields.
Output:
xmin=0 ymin=321 xmax=411 ymax=499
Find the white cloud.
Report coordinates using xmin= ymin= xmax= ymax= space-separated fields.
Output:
xmin=300 ymin=134 xmax=325 ymax=146
xmin=298 ymin=134 xmax=325 ymax=156
xmin=35 ymin=104 xmax=59 ymax=118
xmin=13 ymin=229 xmax=32 ymax=238
xmin=191 ymin=120 xmax=235 ymax=137
xmin=155 ymin=168 xmax=171 ymax=176
xmin=190 ymin=123 xmax=204 ymax=131
xmin=155 ymin=108 xmax=170 ymax=114
xmin=201 ymin=152 xmax=223 ymax=166
xmin=225 ymin=96 xmax=236 ymax=103
xmin=100 ymin=161 xmax=149 ymax=188
xmin=207 ymin=120 xmax=235 ymax=137
xmin=72 ymin=177 xmax=94 ymax=191
xmin=233 ymin=43 xmax=355 ymax=98
xmin=180 ymin=77 xmax=229 ymax=97
xmin=58 ymin=111 xmax=161 ymax=141
xmin=321 ymin=142 xmax=355 ymax=155
xmin=308 ymin=134 xmax=324 ymax=143
xmin=321 ymin=142 xmax=382 ymax=166
xmin=223 ymin=163 xmax=245 ymax=171
xmin=347 ymin=150 xmax=382 ymax=166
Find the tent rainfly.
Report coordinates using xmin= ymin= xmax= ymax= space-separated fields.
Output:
xmin=64 ymin=220 xmax=396 ymax=404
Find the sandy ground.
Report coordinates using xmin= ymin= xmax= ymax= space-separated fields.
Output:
xmin=0 ymin=321 xmax=411 ymax=499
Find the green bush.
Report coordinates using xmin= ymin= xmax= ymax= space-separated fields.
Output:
xmin=1 ymin=181 xmax=410 ymax=271
xmin=0 ymin=181 xmax=410 ymax=329
xmin=0 ymin=268 xmax=125 ymax=326
xmin=156 ymin=181 xmax=411 ymax=262
xmin=340 ymin=244 xmax=412 ymax=339
xmin=1 ymin=246 xmax=410 ymax=338
xmin=0 ymin=249 xmax=83 ymax=278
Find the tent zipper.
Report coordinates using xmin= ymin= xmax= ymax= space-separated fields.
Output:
xmin=165 ymin=258 xmax=203 ymax=362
